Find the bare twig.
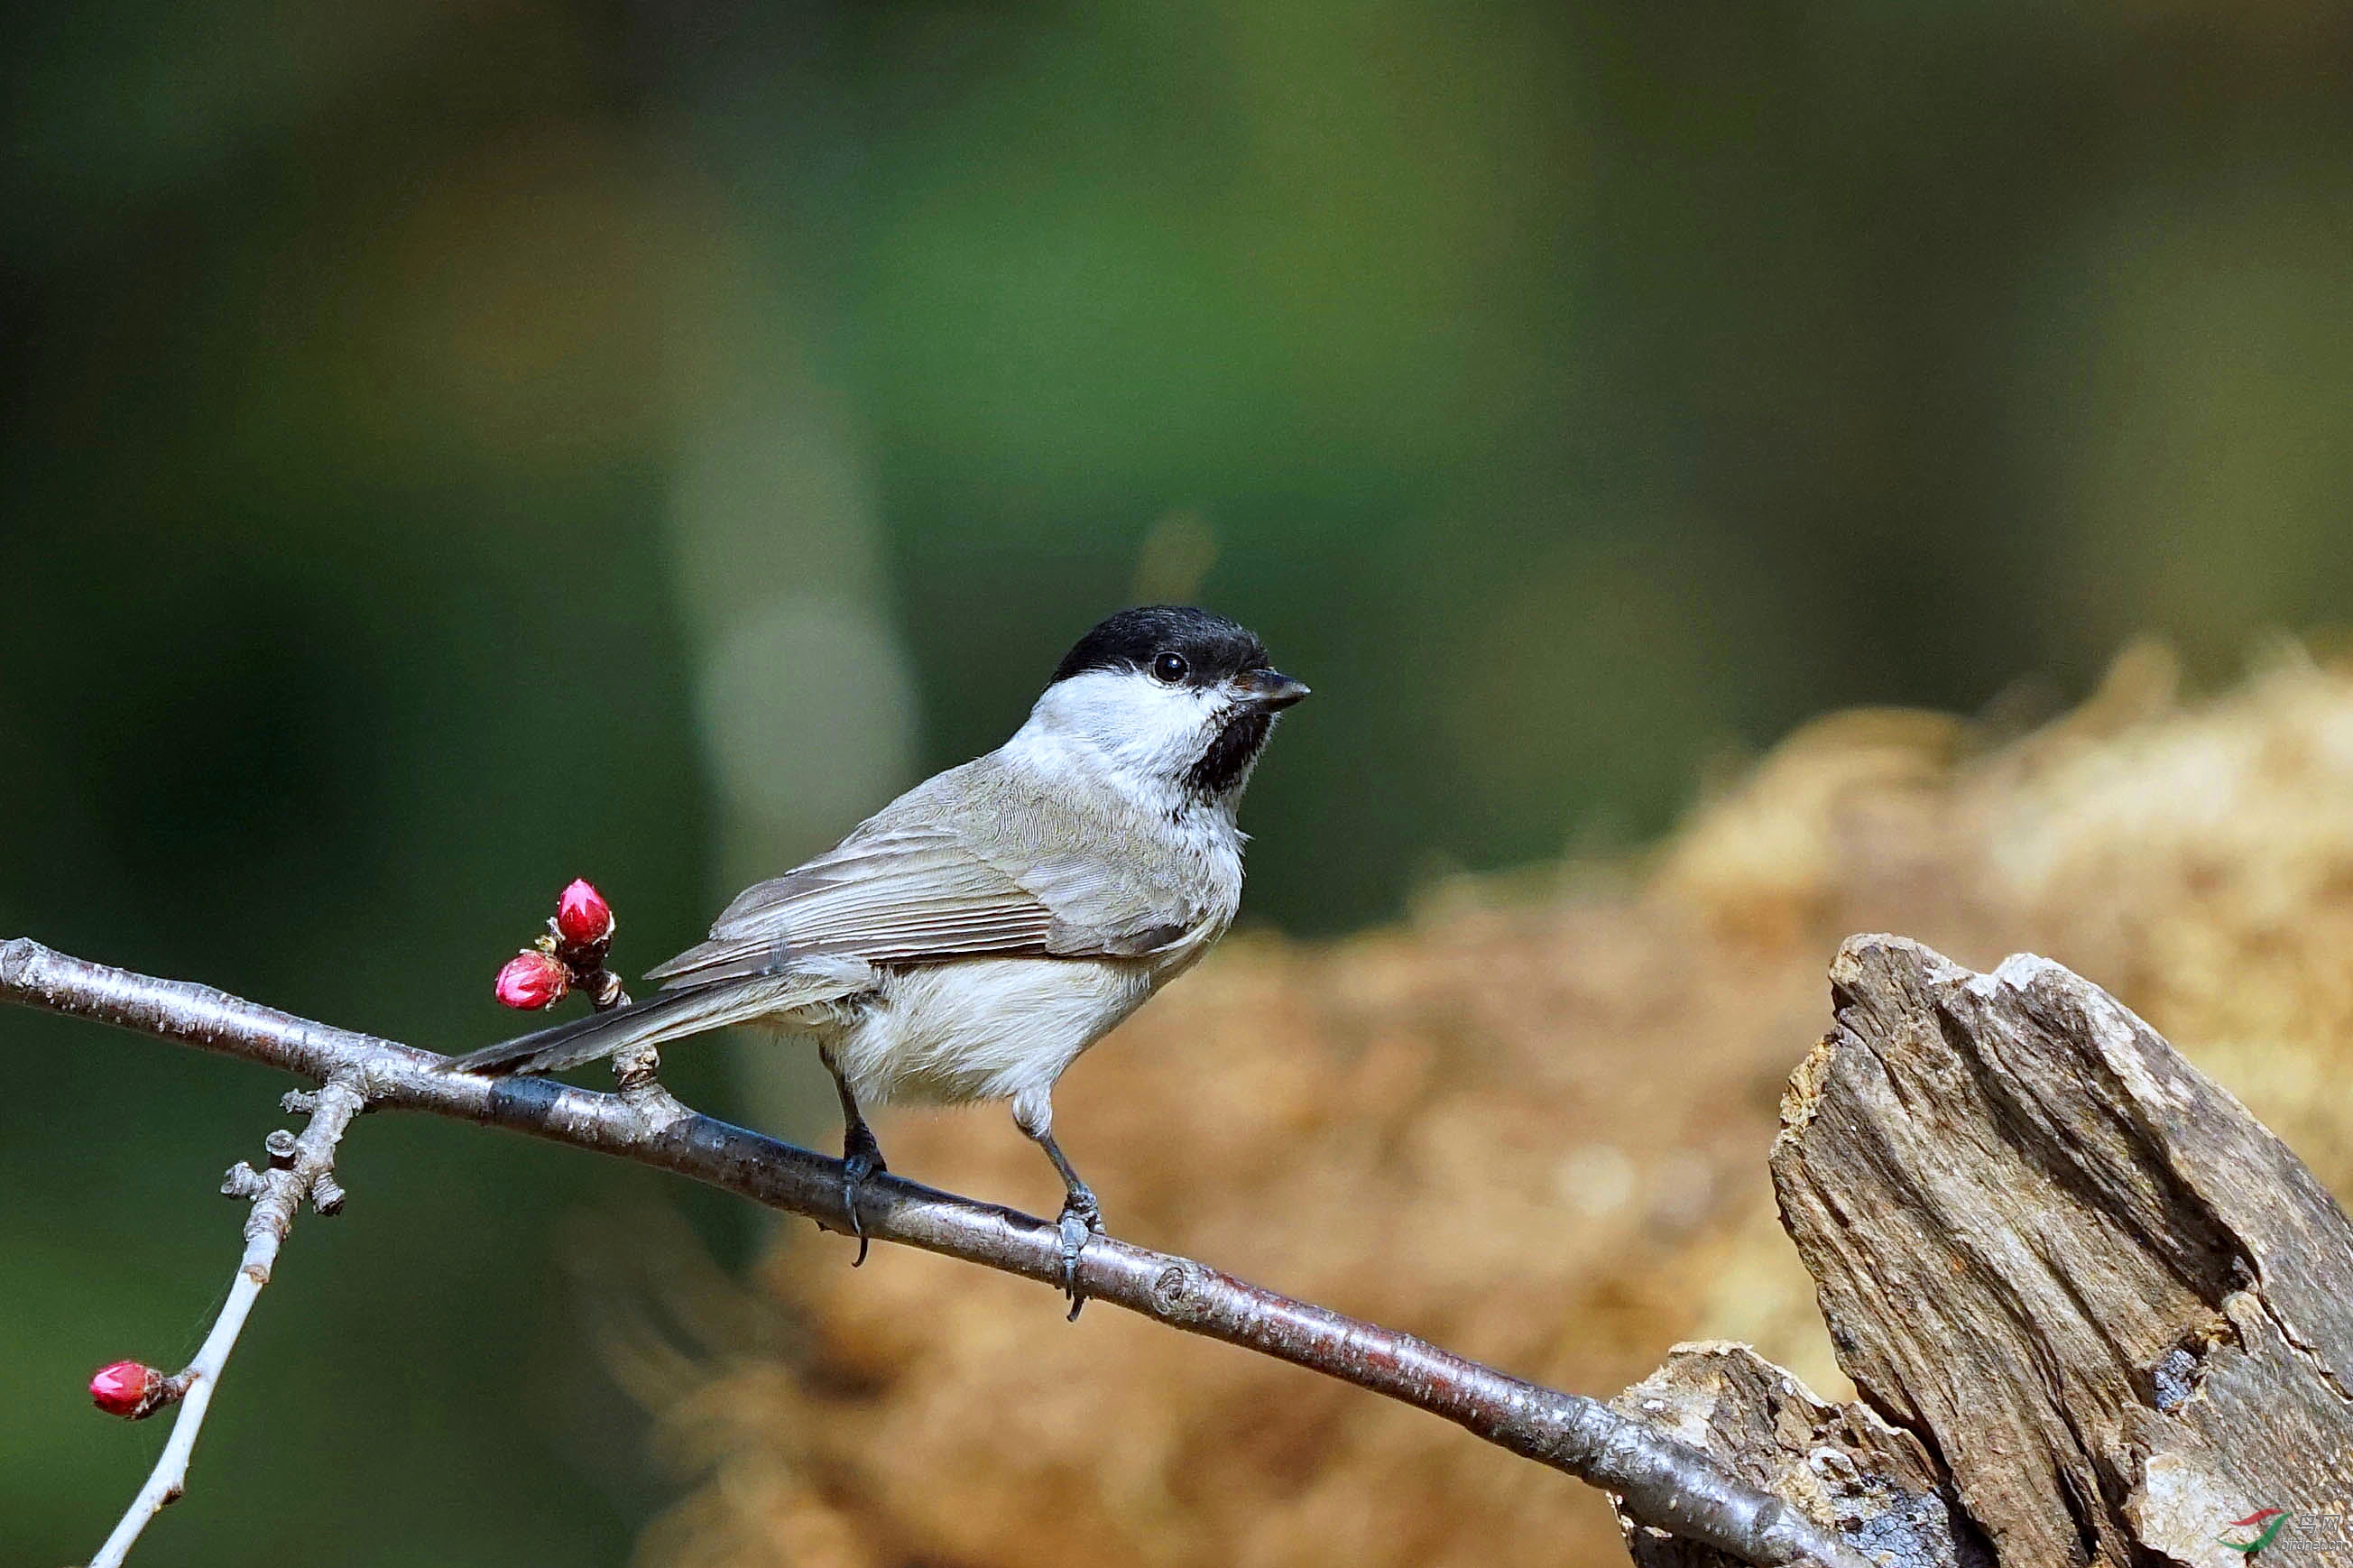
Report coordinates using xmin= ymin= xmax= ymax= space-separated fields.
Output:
xmin=87 ymin=1066 xmax=367 ymax=1568
xmin=6 ymin=936 xmax=1867 ymax=1568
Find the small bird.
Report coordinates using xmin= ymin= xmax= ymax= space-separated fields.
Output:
xmin=450 ymin=605 xmax=1306 ymax=1310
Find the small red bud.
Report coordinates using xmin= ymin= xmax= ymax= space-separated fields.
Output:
xmin=494 ymin=950 xmax=570 ymax=1010
xmin=554 ymin=879 xmax=614 ymax=948
xmin=90 ymin=1360 xmax=161 ymax=1418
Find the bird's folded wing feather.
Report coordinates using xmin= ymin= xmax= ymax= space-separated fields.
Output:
xmin=643 ymin=826 xmax=1057 ymax=984
xmin=644 ymin=760 xmax=1208 ymax=988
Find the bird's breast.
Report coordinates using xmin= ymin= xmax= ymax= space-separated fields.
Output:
xmin=823 ymin=955 xmax=1164 ymax=1109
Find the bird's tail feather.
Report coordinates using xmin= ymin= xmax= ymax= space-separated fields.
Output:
xmin=446 ymin=974 xmax=818 ymax=1077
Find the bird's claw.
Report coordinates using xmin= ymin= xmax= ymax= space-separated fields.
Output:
xmin=842 ymin=1132 xmax=886 ymax=1268
xmin=1057 ymin=1187 xmax=1102 ymax=1321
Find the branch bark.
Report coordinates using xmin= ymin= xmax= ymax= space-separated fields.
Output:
xmin=5 ymin=936 xmax=1867 ymax=1568
xmin=88 ymin=1067 xmax=366 ymax=1568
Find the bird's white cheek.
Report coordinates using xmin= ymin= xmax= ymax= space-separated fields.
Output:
xmin=1119 ymin=696 xmax=1221 ymax=779
xmin=1020 ymin=671 xmax=1221 ymax=787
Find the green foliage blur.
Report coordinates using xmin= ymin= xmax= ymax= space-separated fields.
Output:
xmin=5 ymin=1 xmax=2351 ymax=1562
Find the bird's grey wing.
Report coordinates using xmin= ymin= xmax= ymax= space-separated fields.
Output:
xmin=646 ymin=758 xmax=1213 ymax=986
xmin=1020 ymin=853 xmax=1198 ymax=957
xmin=975 ymin=767 xmax=1226 ymax=956
xmin=642 ymin=823 xmax=1065 ymax=986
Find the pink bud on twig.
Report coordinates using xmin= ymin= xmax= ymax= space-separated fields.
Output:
xmin=90 ymin=1360 xmax=162 ymax=1418
xmin=553 ymin=879 xmax=615 ymax=949
xmin=494 ymin=950 xmax=570 ymax=1010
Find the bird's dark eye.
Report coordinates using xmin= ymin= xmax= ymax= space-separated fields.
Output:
xmin=1151 ymin=651 xmax=1190 ymax=684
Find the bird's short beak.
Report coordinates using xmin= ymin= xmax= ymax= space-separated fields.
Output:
xmin=1232 ymin=668 xmax=1311 ymax=712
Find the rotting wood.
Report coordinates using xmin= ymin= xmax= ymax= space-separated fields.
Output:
xmin=1618 ymin=936 xmax=2353 ymax=1567
xmin=1610 ymin=1342 xmax=1980 ymax=1568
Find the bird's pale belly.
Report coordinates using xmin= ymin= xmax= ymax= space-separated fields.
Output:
xmin=814 ymin=955 xmax=1162 ymax=1109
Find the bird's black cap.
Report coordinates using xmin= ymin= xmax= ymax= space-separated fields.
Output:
xmin=1050 ymin=605 xmax=1272 ymax=687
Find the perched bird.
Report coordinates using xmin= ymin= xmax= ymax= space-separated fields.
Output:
xmin=449 ymin=605 xmax=1307 ymax=1309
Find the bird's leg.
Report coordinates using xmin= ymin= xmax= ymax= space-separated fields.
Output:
xmin=820 ymin=1047 xmax=886 ymax=1267
xmin=1040 ymin=1134 xmax=1102 ymax=1320
xmin=1014 ymin=1095 xmax=1101 ymax=1320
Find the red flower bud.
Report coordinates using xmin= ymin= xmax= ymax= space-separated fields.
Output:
xmin=90 ymin=1360 xmax=161 ymax=1418
xmin=554 ymin=879 xmax=614 ymax=948
xmin=494 ymin=950 xmax=570 ymax=1010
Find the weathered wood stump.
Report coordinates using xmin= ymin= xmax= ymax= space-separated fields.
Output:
xmin=1612 ymin=1342 xmax=1979 ymax=1568
xmin=1616 ymin=936 xmax=2353 ymax=1567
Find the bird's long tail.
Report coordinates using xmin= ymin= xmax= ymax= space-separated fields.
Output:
xmin=445 ymin=973 xmax=820 ymax=1077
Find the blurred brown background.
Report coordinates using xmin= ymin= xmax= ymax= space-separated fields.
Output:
xmin=5 ymin=2 xmax=2353 ymax=1564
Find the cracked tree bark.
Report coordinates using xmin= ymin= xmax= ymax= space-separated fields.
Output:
xmin=1613 ymin=936 xmax=2353 ymax=1568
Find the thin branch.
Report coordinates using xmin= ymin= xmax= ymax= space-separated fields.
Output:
xmin=88 ymin=1067 xmax=366 ymax=1568
xmin=6 ymin=936 xmax=1867 ymax=1568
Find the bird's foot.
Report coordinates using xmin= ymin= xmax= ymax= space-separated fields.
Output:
xmin=1057 ymin=1185 xmax=1103 ymax=1321
xmin=842 ymin=1125 xmax=887 ymax=1268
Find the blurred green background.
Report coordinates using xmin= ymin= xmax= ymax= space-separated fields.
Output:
xmin=5 ymin=1 xmax=2352 ymax=1562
